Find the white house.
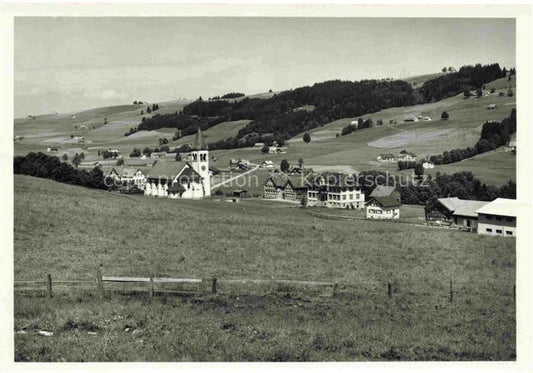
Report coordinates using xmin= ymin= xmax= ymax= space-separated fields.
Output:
xmin=144 ymin=128 xmax=211 ymax=199
xmin=403 ymin=114 xmax=419 ymax=122
xmin=366 ymin=185 xmax=401 ymax=219
xmin=376 ymin=153 xmax=396 ymax=163
xmin=476 ymin=198 xmax=518 ymax=237
xmin=306 ymin=173 xmax=365 ymax=209
xmin=46 ymin=147 xmax=61 ymax=153
xmin=268 ymin=146 xmax=287 ymax=154
xmin=422 ymin=161 xmax=435 ymax=169
xmin=106 ymin=167 xmax=147 ymax=190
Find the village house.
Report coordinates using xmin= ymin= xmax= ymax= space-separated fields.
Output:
xmin=46 ymin=147 xmax=61 ymax=153
xmin=263 ymin=174 xmax=309 ymax=201
xmin=376 ymin=153 xmax=396 ymax=163
xmin=476 ymin=198 xmax=518 ymax=237
xmin=424 ymin=197 xmax=489 ymax=231
xmin=422 ymin=161 xmax=435 ymax=169
xmin=150 ymin=151 xmax=168 ymax=159
xmin=260 ymin=160 xmax=275 ymax=169
xmin=144 ymin=128 xmax=211 ymax=199
xmin=487 ymin=103 xmax=497 ymax=110
xmin=306 ymin=173 xmax=365 ymax=209
xmin=107 ymin=167 xmax=147 ymax=190
xmin=403 ymin=114 xmax=419 ymax=122
xmin=268 ymin=146 xmax=287 ymax=154
xmin=366 ymin=185 xmax=401 ymax=219
xmin=397 ymin=151 xmax=417 ymax=162
xmin=505 ymin=140 xmax=516 ymax=154
xmin=254 ymin=142 xmax=265 ymax=148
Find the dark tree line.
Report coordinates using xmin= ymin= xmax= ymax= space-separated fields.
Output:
xmin=418 ymin=63 xmax=505 ymax=102
xmin=14 ymin=152 xmax=106 ymax=189
xmin=356 ymin=170 xmax=515 ymax=206
xmin=209 ymin=92 xmax=245 ymax=100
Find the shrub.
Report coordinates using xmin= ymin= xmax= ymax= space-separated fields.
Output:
xmin=441 ymin=111 xmax=449 ymax=120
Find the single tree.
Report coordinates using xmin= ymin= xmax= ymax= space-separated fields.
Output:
xmin=175 ymin=152 xmax=182 ymax=161
xmin=414 ymin=163 xmax=424 ymax=178
xmin=61 ymin=153 xmax=68 ymax=161
xmin=280 ymin=159 xmax=290 ymax=173
xmin=441 ymin=111 xmax=449 ymax=120
xmin=303 ymin=132 xmax=311 ymax=143
xmin=298 ymin=158 xmax=304 ymax=169
xmin=442 ymin=67 xmax=447 ymax=73
xmin=141 ymin=110 xmax=144 ymax=115
xmin=116 ymin=158 xmax=124 ymax=166
xmin=80 ymin=152 xmax=85 ymax=160
xmin=71 ymin=153 xmax=82 ymax=168
xmin=261 ymin=145 xmax=269 ymax=154
xmin=147 ymin=106 xmax=152 ymax=114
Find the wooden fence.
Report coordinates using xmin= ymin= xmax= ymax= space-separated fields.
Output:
xmin=14 ymin=270 xmax=515 ymax=303
xmin=14 ymin=269 xmax=337 ymax=298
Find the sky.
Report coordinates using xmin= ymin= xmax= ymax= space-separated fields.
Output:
xmin=14 ymin=17 xmax=515 ymax=118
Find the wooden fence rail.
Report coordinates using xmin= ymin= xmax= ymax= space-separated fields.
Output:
xmin=14 ymin=273 xmax=337 ymax=298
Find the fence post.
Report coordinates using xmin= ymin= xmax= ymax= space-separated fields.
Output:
xmin=150 ymin=275 xmax=155 ymax=297
xmin=513 ymin=284 xmax=516 ymax=301
xmin=333 ymin=282 xmax=338 ymax=297
xmin=388 ymin=282 xmax=392 ymax=298
xmin=96 ymin=267 xmax=104 ymax=299
xmin=212 ymin=277 xmax=217 ymax=294
xmin=46 ymin=274 xmax=52 ymax=298
xmin=449 ymin=279 xmax=453 ymax=303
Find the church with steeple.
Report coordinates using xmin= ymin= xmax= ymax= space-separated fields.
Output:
xmin=144 ymin=127 xmax=211 ymax=199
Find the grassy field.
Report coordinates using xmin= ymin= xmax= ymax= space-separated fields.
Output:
xmin=14 ymin=175 xmax=515 ymax=361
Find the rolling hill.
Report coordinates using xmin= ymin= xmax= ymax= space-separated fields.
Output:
xmin=14 ymin=73 xmax=517 ymax=187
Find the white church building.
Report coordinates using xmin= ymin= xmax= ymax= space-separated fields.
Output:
xmin=144 ymin=128 xmax=211 ymax=199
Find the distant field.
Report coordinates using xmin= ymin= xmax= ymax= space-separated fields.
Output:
xmin=14 ymin=175 xmax=515 ymax=361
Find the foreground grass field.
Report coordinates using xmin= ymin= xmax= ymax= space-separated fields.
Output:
xmin=14 ymin=175 xmax=515 ymax=361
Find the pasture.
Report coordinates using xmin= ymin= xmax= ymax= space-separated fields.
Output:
xmin=13 ymin=175 xmax=515 ymax=361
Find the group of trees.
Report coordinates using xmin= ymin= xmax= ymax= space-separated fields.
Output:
xmin=340 ymin=118 xmax=373 ymax=136
xmin=14 ymin=152 xmax=106 ymax=189
xmin=132 ymin=100 xmax=144 ymax=105
xmin=124 ymin=126 xmax=138 ymax=137
xmin=355 ymin=169 xmax=515 ymax=206
xmin=419 ymin=63 xmax=505 ymax=102
xmin=102 ymin=150 xmax=120 ymax=160
xmin=208 ymin=92 xmax=245 ymax=100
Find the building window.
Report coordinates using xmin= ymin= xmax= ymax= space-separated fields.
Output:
xmin=496 ymin=229 xmax=502 ymax=234
xmin=486 ymin=228 xmax=492 ymax=233
xmin=506 ymin=217 xmax=513 ymax=222
xmin=487 ymin=215 xmax=493 ymax=220
xmin=506 ymin=231 xmax=513 ymax=236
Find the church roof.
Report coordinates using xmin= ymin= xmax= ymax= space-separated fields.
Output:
xmin=147 ymin=161 xmax=190 ymax=180
xmin=192 ymin=127 xmax=207 ymax=150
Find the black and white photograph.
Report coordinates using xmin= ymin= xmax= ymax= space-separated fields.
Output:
xmin=1 ymin=2 xmax=532 ymax=369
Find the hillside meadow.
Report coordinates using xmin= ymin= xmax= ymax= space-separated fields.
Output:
xmin=13 ymin=175 xmax=515 ymax=361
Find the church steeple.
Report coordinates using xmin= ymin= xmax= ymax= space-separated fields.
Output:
xmin=192 ymin=127 xmax=207 ymax=150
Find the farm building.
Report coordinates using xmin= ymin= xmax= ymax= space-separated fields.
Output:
xmin=233 ymin=189 xmax=248 ymax=198
xmin=254 ymin=142 xmax=265 ymax=148
xmin=150 ymin=152 xmax=168 ymax=159
xmin=377 ymin=153 xmax=396 ymax=163
xmin=398 ymin=151 xmax=417 ymax=162
xmin=403 ymin=114 xmax=419 ymax=122
xmin=366 ymin=185 xmax=401 ymax=219
xmin=487 ymin=104 xmax=497 ymax=110
xmin=425 ymin=197 xmax=489 ymax=232
xmin=505 ymin=140 xmax=516 ymax=154
xmin=422 ymin=161 xmax=435 ymax=169
xmin=263 ymin=174 xmax=308 ymax=201
xmin=268 ymin=146 xmax=287 ymax=154
xmin=476 ymin=198 xmax=518 ymax=237
xmin=106 ymin=167 xmax=147 ymax=190
xmin=145 ymin=128 xmax=210 ymax=199
xmin=261 ymin=160 xmax=275 ymax=169
xmin=306 ymin=173 xmax=365 ymax=209
xmin=46 ymin=147 xmax=61 ymax=153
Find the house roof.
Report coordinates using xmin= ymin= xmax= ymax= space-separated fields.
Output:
xmin=147 ymin=161 xmax=191 ymax=180
xmin=508 ymin=140 xmax=516 ymax=147
xmin=369 ymin=195 xmax=401 ymax=208
xmin=192 ymin=127 xmax=207 ymax=150
xmin=437 ymin=197 xmax=489 ymax=218
xmin=286 ymin=175 xmax=309 ymax=189
xmin=268 ymin=174 xmax=287 ymax=188
xmin=262 ymin=160 xmax=274 ymax=165
xmin=370 ymin=185 xmax=397 ymax=198
xmin=476 ymin=198 xmax=519 ymax=217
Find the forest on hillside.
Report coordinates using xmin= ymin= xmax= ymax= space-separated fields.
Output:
xmin=134 ymin=63 xmax=509 ymax=149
